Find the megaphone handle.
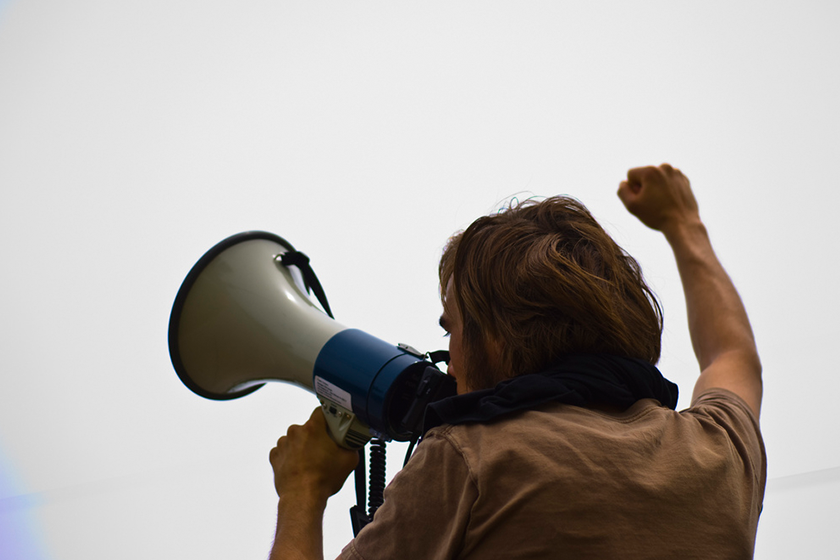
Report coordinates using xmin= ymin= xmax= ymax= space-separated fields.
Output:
xmin=320 ymin=401 xmax=371 ymax=449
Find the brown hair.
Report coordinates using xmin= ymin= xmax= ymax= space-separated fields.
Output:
xmin=439 ymin=196 xmax=662 ymax=391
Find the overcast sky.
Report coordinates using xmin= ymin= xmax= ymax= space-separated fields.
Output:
xmin=1 ymin=1 xmax=838 ymax=559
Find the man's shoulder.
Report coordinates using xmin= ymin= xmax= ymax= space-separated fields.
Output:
xmin=684 ymin=387 xmax=766 ymax=466
xmin=688 ymin=387 xmax=759 ymax=418
xmin=684 ymin=387 xmax=763 ymax=443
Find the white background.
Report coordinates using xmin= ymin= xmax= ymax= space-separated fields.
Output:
xmin=1 ymin=1 xmax=838 ymax=558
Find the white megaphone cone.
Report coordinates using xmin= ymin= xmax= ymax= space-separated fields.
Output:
xmin=168 ymin=231 xmax=455 ymax=449
xmin=170 ymin=231 xmax=345 ymax=398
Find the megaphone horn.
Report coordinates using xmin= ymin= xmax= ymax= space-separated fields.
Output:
xmin=168 ymin=231 xmax=455 ymax=449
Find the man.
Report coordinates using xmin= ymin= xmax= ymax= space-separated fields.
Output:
xmin=268 ymin=164 xmax=766 ymax=559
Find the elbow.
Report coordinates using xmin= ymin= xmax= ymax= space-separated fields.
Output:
xmin=745 ymin=344 xmax=762 ymax=380
xmin=734 ymin=347 xmax=762 ymax=381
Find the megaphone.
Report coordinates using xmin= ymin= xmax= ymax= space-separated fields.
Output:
xmin=168 ymin=231 xmax=455 ymax=449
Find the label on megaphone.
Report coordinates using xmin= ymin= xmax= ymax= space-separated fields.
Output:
xmin=314 ymin=377 xmax=353 ymax=411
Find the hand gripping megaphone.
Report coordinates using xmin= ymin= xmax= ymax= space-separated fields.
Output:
xmin=167 ymin=231 xmax=456 ymax=449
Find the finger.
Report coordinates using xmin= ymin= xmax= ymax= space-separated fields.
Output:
xmin=617 ymin=181 xmax=637 ymax=206
xmin=340 ymin=447 xmax=361 ymax=471
xmin=617 ymin=181 xmax=628 ymax=201
xmin=270 ymin=434 xmax=287 ymax=453
xmin=305 ymin=409 xmax=330 ymax=438
xmin=626 ymin=165 xmax=656 ymax=185
xmin=308 ymin=407 xmax=325 ymax=424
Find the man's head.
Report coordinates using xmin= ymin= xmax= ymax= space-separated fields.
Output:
xmin=439 ymin=196 xmax=662 ymax=393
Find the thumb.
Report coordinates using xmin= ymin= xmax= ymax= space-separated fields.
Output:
xmin=306 ymin=407 xmax=328 ymax=431
xmin=617 ymin=180 xmax=640 ymax=209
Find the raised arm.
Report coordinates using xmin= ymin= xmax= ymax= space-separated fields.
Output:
xmin=617 ymin=164 xmax=762 ymax=418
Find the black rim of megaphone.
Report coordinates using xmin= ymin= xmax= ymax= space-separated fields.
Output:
xmin=168 ymin=230 xmax=297 ymax=401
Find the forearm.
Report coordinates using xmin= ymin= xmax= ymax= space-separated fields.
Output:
xmin=269 ymin=494 xmax=327 ymax=560
xmin=618 ymin=164 xmax=762 ymax=415
xmin=268 ymin=408 xmax=359 ymax=560
xmin=664 ymin=220 xmax=759 ymax=371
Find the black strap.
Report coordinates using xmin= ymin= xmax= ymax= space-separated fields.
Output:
xmin=349 ymin=448 xmax=370 ymax=537
xmin=280 ymin=251 xmax=334 ymax=319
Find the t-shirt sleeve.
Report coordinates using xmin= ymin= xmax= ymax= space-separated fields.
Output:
xmin=689 ymin=388 xmax=767 ymax=489
xmin=336 ymin=427 xmax=478 ymax=560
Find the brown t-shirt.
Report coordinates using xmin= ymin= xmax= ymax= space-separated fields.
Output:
xmin=338 ymin=389 xmax=766 ymax=560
